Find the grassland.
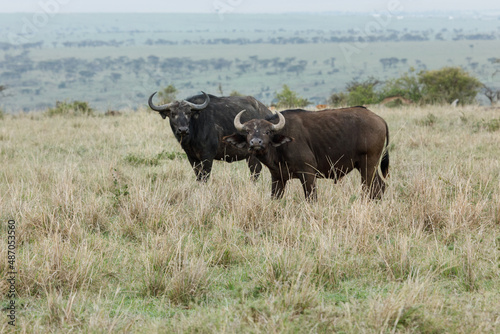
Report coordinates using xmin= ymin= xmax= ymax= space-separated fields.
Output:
xmin=0 ymin=104 xmax=499 ymax=332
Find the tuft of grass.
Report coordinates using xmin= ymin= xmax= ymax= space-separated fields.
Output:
xmin=141 ymin=235 xmax=212 ymax=306
xmin=110 ymin=168 xmax=129 ymax=208
xmin=125 ymin=150 xmax=186 ymax=166
xmin=473 ymin=118 xmax=500 ymax=132
xmin=415 ymin=112 xmax=438 ymax=127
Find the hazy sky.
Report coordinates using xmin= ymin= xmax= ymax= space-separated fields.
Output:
xmin=1 ymin=0 xmax=499 ymax=14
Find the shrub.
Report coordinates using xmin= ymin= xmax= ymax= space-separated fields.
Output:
xmin=328 ymin=78 xmax=382 ymax=107
xmin=416 ymin=113 xmax=438 ymax=127
xmin=380 ymin=69 xmax=422 ymax=103
xmin=345 ymin=77 xmax=381 ymax=105
xmin=418 ymin=67 xmax=483 ymax=105
xmin=328 ymin=92 xmax=349 ymax=107
xmin=275 ymin=84 xmax=310 ymax=108
xmin=229 ymin=90 xmax=243 ymax=97
xmin=330 ymin=67 xmax=483 ymax=107
xmin=156 ymin=84 xmax=177 ymax=104
xmin=46 ymin=100 xmax=94 ymax=116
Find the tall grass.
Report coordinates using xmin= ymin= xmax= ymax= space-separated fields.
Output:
xmin=0 ymin=105 xmax=499 ymax=332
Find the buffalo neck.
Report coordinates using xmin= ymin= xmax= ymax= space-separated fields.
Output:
xmin=254 ymin=146 xmax=283 ymax=176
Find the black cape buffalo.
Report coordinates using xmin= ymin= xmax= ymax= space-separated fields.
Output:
xmin=148 ymin=91 xmax=272 ymax=181
xmin=223 ymin=107 xmax=389 ymax=200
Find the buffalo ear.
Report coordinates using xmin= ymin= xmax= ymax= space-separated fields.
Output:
xmin=159 ymin=111 xmax=169 ymax=119
xmin=271 ymin=135 xmax=293 ymax=147
xmin=223 ymin=134 xmax=247 ymax=149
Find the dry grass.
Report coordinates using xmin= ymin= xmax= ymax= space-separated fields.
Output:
xmin=0 ymin=105 xmax=499 ymax=332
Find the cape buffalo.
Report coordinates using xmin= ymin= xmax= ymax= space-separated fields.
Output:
xmin=223 ymin=107 xmax=389 ymax=200
xmin=148 ymin=91 xmax=272 ymax=181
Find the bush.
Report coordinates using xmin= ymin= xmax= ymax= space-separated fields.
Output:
xmin=46 ymin=100 xmax=94 ymax=116
xmin=418 ymin=67 xmax=483 ymax=105
xmin=345 ymin=77 xmax=381 ymax=105
xmin=329 ymin=67 xmax=483 ymax=107
xmin=156 ymin=84 xmax=177 ymax=104
xmin=328 ymin=78 xmax=381 ymax=107
xmin=380 ymin=69 xmax=422 ymax=103
xmin=275 ymin=84 xmax=310 ymax=109
xmin=328 ymin=92 xmax=349 ymax=107
xmin=229 ymin=90 xmax=243 ymax=97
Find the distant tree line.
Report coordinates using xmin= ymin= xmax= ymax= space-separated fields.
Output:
xmin=0 ymin=41 xmax=43 ymax=51
xmin=61 ymin=39 xmax=135 ymax=48
xmin=2 ymin=28 xmax=499 ymax=52
xmin=0 ymin=53 xmax=313 ymax=83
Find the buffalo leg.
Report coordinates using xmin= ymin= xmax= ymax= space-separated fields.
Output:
xmin=359 ymin=155 xmax=385 ymax=199
xmin=299 ymin=172 xmax=318 ymax=201
xmin=188 ymin=156 xmax=213 ymax=182
xmin=271 ymin=176 xmax=287 ymax=199
xmin=246 ymin=156 xmax=262 ymax=182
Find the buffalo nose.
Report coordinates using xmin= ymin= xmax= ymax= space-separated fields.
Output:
xmin=177 ymin=127 xmax=189 ymax=135
xmin=249 ymin=138 xmax=263 ymax=147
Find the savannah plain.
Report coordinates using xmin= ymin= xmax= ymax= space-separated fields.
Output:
xmin=0 ymin=103 xmax=499 ymax=332
xmin=1 ymin=11 xmax=500 ymax=334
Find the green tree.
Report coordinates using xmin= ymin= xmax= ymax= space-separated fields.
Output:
xmin=345 ymin=77 xmax=381 ymax=105
xmin=275 ymin=84 xmax=310 ymax=109
xmin=157 ymin=84 xmax=177 ymax=104
xmin=328 ymin=92 xmax=349 ymax=107
xmin=329 ymin=67 xmax=484 ymax=107
xmin=483 ymin=86 xmax=500 ymax=105
xmin=418 ymin=67 xmax=483 ymax=105
xmin=380 ymin=68 xmax=422 ymax=103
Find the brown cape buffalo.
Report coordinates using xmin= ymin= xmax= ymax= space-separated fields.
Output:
xmin=223 ymin=107 xmax=389 ymax=200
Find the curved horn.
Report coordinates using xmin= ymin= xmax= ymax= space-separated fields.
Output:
xmin=233 ymin=110 xmax=246 ymax=132
xmin=148 ymin=92 xmax=175 ymax=112
xmin=271 ymin=111 xmax=286 ymax=132
xmin=185 ymin=91 xmax=210 ymax=110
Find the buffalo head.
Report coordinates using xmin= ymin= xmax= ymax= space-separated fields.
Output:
xmin=224 ymin=110 xmax=293 ymax=153
xmin=148 ymin=91 xmax=210 ymax=137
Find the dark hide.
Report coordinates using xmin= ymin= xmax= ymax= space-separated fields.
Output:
xmin=150 ymin=93 xmax=272 ymax=181
xmin=224 ymin=107 xmax=389 ymax=200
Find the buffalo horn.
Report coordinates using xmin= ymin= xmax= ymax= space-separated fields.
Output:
xmin=184 ymin=91 xmax=210 ymax=110
xmin=148 ymin=92 xmax=175 ymax=112
xmin=233 ymin=109 xmax=246 ymax=132
xmin=271 ymin=112 xmax=286 ymax=132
